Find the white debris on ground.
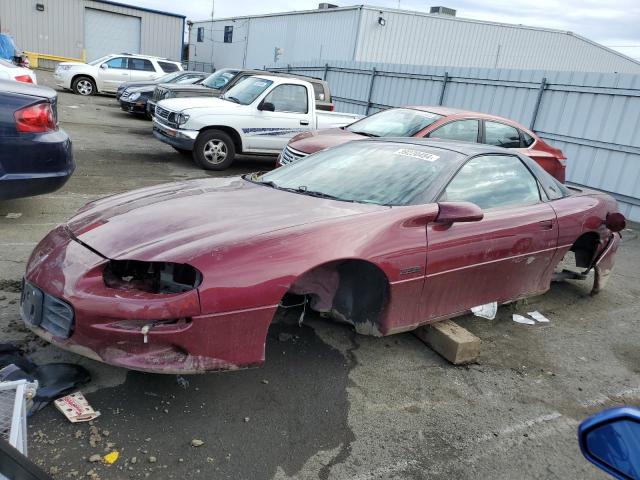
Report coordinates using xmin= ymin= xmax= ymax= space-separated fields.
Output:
xmin=471 ymin=302 xmax=498 ymax=320
xmin=512 ymin=314 xmax=536 ymax=325
xmin=528 ymin=311 xmax=551 ymax=323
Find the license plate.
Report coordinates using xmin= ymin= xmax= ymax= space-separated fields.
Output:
xmin=21 ymin=281 xmax=44 ymax=326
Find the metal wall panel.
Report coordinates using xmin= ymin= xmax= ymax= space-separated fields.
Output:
xmin=273 ymin=60 xmax=640 ymax=221
xmin=189 ymin=8 xmax=360 ymax=70
xmin=355 ymin=8 xmax=640 ymax=74
xmin=0 ymin=0 xmax=183 ymax=61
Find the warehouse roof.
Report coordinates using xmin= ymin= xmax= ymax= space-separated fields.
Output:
xmin=94 ymin=0 xmax=185 ymax=18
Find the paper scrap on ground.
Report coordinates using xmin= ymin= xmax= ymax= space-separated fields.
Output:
xmin=512 ymin=314 xmax=535 ymax=325
xmin=103 ymin=451 xmax=119 ymax=464
xmin=5 ymin=213 xmax=22 ymax=219
xmin=471 ymin=302 xmax=497 ymax=320
xmin=54 ymin=391 xmax=100 ymax=423
xmin=528 ymin=311 xmax=550 ymax=323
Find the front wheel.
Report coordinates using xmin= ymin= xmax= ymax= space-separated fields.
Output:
xmin=193 ymin=130 xmax=236 ymax=170
xmin=72 ymin=76 xmax=96 ymax=96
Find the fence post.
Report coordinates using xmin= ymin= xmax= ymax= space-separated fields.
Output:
xmin=530 ymin=77 xmax=547 ymax=130
xmin=365 ymin=67 xmax=377 ymax=115
xmin=287 ymin=64 xmax=291 ymax=73
xmin=438 ymin=72 xmax=449 ymax=106
xmin=323 ymin=63 xmax=329 ymax=81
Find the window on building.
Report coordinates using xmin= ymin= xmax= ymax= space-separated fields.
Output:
xmin=129 ymin=58 xmax=155 ymax=72
xmin=441 ymin=155 xmax=540 ymax=210
xmin=197 ymin=27 xmax=204 ymax=42
xmin=428 ymin=120 xmax=479 ymax=143
xmin=484 ymin=121 xmax=522 ymax=148
xmin=158 ymin=61 xmax=180 ymax=73
xmin=263 ymin=84 xmax=309 ymax=113
xmin=224 ymin=26 xmax=233 ymax=43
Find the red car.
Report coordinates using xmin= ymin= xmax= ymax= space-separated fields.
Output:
xmin=279 ymin=106 xmax=567 ymax=182
xmin=22 ymin=140 xmax=623 ymax=374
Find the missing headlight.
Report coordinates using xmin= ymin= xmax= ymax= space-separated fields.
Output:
xmin=103 ymin=260 xmax=202 ymax=294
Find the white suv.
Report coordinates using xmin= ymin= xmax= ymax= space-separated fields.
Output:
xmin=54 ymin=53 xmax=182 ymax=96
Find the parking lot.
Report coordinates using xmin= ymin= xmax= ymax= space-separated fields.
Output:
xmin=1 ymin=70 xmax=639 ymax=479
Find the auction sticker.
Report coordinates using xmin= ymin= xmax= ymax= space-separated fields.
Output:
xmin=394 ymin=148 xmax=439 ymax=162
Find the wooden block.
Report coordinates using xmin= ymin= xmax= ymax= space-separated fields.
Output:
xmin=413 ymin=320 xmax=480 ymax=365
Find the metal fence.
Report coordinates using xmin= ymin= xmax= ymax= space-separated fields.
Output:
xmin=182 ymin=61 xmax=215 ymax=73
xmin=269 ymin=60 xmax=640 ymax=222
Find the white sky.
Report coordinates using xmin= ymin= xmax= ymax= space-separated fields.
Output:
xmin=129 ymin=0 xmax=640 ymax=59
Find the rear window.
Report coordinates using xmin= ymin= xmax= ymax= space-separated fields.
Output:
xmin=311 ymin=82 xmax=327 ymax=101
xmin=158 ymin=61 xmax=180 ymax=73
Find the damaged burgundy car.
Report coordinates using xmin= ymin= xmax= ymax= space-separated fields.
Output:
xmin=22 ymin=139 xmax=624 ymax=374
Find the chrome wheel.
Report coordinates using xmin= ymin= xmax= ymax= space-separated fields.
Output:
xmin=203 ymin=139 xmax=228 ymax=165
xmin=77 ymin=79 xmax=93 ymax=95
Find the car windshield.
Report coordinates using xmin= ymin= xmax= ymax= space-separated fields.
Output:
xmin=346 ymin=108 xmax=443 ymax=137
xmin=202 ymin=69 xmax=239 ymax=89
xmin=88 ymin=55 xmax=111 ymax=66
xmin=223 ymin=77 xmax=273 ymax=105
xmin=252 ymin=142 xmax=457 ymax=206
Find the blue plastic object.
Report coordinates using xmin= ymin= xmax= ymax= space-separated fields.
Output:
xmin=579 ymin=406 xmax=640 ymax=479
xmin=0 ymin=34 xmax=16 ymax=61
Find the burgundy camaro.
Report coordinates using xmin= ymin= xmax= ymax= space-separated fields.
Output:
xmin=22 ymin=139 xmax=623 ymax=374
xmin=279 ymin=106 xmax=567 ymax=182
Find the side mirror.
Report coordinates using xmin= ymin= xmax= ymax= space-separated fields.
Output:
xmin=578 ymin=407 xmax=640 ymax=480
xmin=435 ymin=201 xmax=483 ymax=225
xmin=100 ymin=63 xmax=108 ymax=69
xmin=259 ymin=101 xmax=275 ymax=112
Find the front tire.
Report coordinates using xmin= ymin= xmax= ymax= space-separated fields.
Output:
xmin=72 ymin=76 xmax=96 ymax=96
xmin=193 ymin=130 xmax=236 ymax=171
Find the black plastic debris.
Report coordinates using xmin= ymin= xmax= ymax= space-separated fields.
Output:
xmin=0 ymin=344 xmax=90 ymax=413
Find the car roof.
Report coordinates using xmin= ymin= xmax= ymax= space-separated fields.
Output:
xmin=403 ymin=105 xmax=530 ymax=130
xmin=363 ymin=137 xmax=517 ymax=157
xmin=0 ymin=79 xmax=56 ymax=99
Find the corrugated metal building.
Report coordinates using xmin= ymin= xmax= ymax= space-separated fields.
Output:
xmin=188 ymin=4 xmax=640 ymax=74
xmin=0 ymin=0 xmax=184 ymax=62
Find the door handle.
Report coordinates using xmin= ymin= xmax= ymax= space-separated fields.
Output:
xmin=300 ymin=120 xmax=309 ymax=125
xmin=539 ymin=219 xmax=554 ymax=230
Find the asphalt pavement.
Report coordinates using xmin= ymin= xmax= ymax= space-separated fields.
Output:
xmin=1 ymin=70 xmax=638 ymax=480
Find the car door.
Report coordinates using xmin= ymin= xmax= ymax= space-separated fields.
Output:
xmin=100 ymin=57 xmax=130 ymax=92
xmin=129 ymin=58 xmax=158 ymax=81
xmin=425 ymin=119 xmax=480 ymax=143
xmin=246 ymin=83 xmax=313 ymax=152
xmin=419 ymin=154 xmax=558 ymax=321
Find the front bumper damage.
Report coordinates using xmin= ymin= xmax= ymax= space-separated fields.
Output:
xmin=152 ymin=120 xmax=197 ymax=151
xmin=22 ymin=226 xmax=274 ymax=374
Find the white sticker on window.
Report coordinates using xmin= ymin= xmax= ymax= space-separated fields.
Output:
xmin=254 ymin=81 xmax=267 ymax=87
xmin=394 ymin=148 xmax=439 ymax=162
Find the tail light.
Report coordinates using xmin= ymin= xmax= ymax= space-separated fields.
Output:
xmin=14 ymin=74 xmax=33 ymax=83
xmin=329 ymin=104 xmax=334 ymax=111
xmin=605 ymin=212 xmax=626 ymax=232
xmin=14 ymin=102 xmax=56 ymax=133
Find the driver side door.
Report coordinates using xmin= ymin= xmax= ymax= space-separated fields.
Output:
xmin=419 ymin=154 xmax=558 ymax=321
xmin=100 ymin=57 xmax=131 ymax=92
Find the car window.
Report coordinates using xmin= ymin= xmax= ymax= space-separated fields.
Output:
xmin=348 ymin=108 xmax=442 ymax=137
xmin=522 ymin=130 xmax=535 ymax=147
xmin=129 ymin=58 xmax=155 ymax=72
xmin=177 ymin=75 xmax=201 ymax=84
xmin=224 ymin=77 xmax=273 ymax=105
xmin=158 ymin=61 xmax=180 ymax=73
xmin=485 ymin=121 xmax=521 ymax=148
xmin=263 ymin=84 xmax=308 ymax=113
xmin=104 ymin=57 xmax=127 ymax=69
xmin=311 ymin=82 xmax=326 ymax=101
xmin=429 ymin=120 xmax=479 ymax=142
xmin=202 ymin=69 xmax=239 ymax=89
xmin=0 ymin=59 xmax=17 ymax=68
xmin=441 ymin=155 xmax=540 ymax=209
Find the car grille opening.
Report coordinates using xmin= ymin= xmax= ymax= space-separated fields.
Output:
xmin=103 ymin=260 xmax=202 ymax=294
xmin=21 ymin=282 xmax=74 ymax=338
xmin=280 ymin=146 xmax=308 ymax=165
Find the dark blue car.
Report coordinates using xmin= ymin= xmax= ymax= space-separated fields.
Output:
xmin=0 ymin=79 xmax=74 ymax=200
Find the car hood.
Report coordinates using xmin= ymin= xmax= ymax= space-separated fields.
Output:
xmin=122 ymin=80 xmax=157 ymax=89
xmin=66 ymin=177 xmax=381 ymax=262
xmin=166 ymin=84 xmax=216 ymax=93
xmin=288 ymin=128 xmax=365 ymax=154
xmin=158 ymin=96 xmax=238 ymax=112
xmin=127 ymin=85 xmax=154 ymax=94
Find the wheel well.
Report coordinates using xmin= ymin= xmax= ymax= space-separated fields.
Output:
xmin=570 ymin=232 xmax=601 ymax=268
xmin=71 ymin=74 xmax=95 ymax=86
xmin=285 ymin=259 xmax=390 ymax=336
xmin=199 ymin=126 xmax=243 ymax=153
